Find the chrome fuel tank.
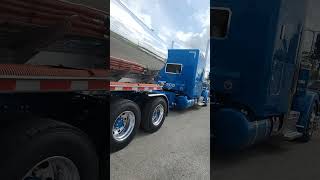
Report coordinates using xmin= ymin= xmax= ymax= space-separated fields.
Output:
xmin=110 ymin=0 xmax=168 ymax=71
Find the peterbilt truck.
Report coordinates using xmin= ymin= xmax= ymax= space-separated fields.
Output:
xmin=211 ymin=0 xmax=320 ymax=150
xmin=109 ymin=0 xmax=209 ymax=152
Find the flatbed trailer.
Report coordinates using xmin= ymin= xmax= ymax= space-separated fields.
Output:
xmin=109 ymin=49 xmax=209 ymax=152
xmin=0 ymin=66 xmax=109 ymax=180
xmin=0 ymin=0 xmax=109 ymax=179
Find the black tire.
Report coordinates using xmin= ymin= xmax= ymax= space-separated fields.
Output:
xmin=110 ymin=99 xmax=141 ymax=152
xmin=0 ymin=118 xmax=99 ymax=180
xmin=300 ymin=104 xmax=317 ymax=142
xmin=141 ymin=97 xmax=167 ymax=133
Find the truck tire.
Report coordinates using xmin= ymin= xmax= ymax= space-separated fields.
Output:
xmin=141 ymin=97 xmax=167 ymax=133
xmin=300 ymin=104 xmax=318 ymax=142
xmin=110 ymin=99 xmax=141 ymax=152
xmin=0 ymin=118 xmax=99 ymax=180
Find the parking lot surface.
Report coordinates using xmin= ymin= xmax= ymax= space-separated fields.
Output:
xmin=213 ymin=133 xmax=320 ymax=180
xmin=111 ymin=106 xmax=210 ymax=180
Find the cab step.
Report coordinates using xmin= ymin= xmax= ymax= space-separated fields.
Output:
xmin=283 ymin=130 xmax=303 ymax=141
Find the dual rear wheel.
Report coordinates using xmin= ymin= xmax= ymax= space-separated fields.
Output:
xmin=0 ymin=119 xmax=99 ymax=180
xmin=300 ymin=104 xmax=319 ymax=142
xmin=110 ymin=97 xmax=167 ymax=152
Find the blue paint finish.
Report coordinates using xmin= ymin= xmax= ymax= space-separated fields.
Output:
xmin=296 ymin=64 xmax=311 ymax=95
xmin=213 ymin=108 xmax=272 ymax=150
xmin=114 ymin=117 xmax=125 ymax=129
xmin=156 ymin=49 xmax=208 ymax=110
xmin=292 ymin=90 xmax=319 ymax=133
xmin=162 ymin=91 xmax=177 ymax=109
xmin=201 ymin=88 xmax=209 ymax=104
xmin=211 ymin=0 xmax=308 ymax=118
xmin=175 ymin=96 xmax=195 ymax=109
xmin=211 ymin=0 xmax=314 ymax=149
xmin=158 ymin=49 xmax=206 ymax=98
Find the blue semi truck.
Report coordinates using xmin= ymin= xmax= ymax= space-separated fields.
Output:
xmin=211 ymin=0 xmax=320 ymax=150
xmin=110 ymin=49 xmax=209 ymax=152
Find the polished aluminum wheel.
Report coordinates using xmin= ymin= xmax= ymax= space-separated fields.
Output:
xmin=152 ymin=104 xmax=164 ymax=126
xmin=23 ymin=156 xmax=80 ymax=180
xmin=112 ymin=111 xmax=136 ymax=142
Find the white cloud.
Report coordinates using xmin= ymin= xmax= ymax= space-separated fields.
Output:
xmin=194 ymin=9 xmax=210 ymax=28
xmin=119 ymin=0 xmax=160 ymax=29
xmin=158 ymin=33 xmax=168 ymax=42
xmin=118 ymin=0 xmax=210 ymax=69
xmin=176 ymin=31 xmax=195 ymax=42
xmin=160 ymin=26 xmax=173 ymax=37
xmin=139 ymin=14 xmax=152 ymax=28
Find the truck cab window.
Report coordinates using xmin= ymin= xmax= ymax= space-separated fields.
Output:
xmin=211 ymin=8 xmax=231 ymax=39
xmin=166 ymin=63 xmax=182 ymax=74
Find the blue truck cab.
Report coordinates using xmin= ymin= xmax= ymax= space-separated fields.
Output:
xmin=157 ymin=49 xmax=209 ymax=109
xmin=211 ymin=0 xmax=320 ymax=149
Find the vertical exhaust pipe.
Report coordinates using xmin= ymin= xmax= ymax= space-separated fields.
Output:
xmin=204 ymin=39 xmax=210 ymax=61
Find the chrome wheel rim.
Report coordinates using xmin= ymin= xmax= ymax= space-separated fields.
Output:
xmin=152 ymin=104 xmax=164 ymax=126
xmin=113 ymin=111 xmax=135 ymax=142
xmin=23 ymin=156 xmax=80 ymax=180
xmin=309 ymin=108 xmax=318 ymax=136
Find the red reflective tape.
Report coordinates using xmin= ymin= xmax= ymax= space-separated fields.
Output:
xmin=122 ymin=87 xmax=133 ymax=91
xmin=40 ymin=80 xmax=71 ymax=90
xmin=0 ymin=80 xmax=16 ymax=91
xmin=88 ymin=80 xmax=108 ymax=90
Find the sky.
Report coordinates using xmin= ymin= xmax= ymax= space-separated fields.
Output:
xmin=119 ymin=0 xmax=210 ymax=74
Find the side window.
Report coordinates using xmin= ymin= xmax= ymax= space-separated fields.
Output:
xmin=166 ymin=63 xmax=182 ymax=74
xmin=211 ymin=8 xmax=231 ymax=39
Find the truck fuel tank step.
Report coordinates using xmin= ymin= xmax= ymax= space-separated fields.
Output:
xmin=282 ymin=111 xmax=303 ymax=141
xmin=283 ymin=130 xmax=303 ymax=141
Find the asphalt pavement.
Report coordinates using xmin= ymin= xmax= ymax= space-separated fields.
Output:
xmin=213 ymin=133 xmax=320 ymax=180
xmin=111 ymin=106 xmax=210 ymax=180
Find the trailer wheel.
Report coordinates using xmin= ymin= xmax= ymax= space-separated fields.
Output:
xmin=110 ymin=99 xmax=141 ymax=152
xmin=141 ymin=97 xmax=167 ymax=133
xmin=0 ymin=118 xmax=99 ymax=180
xmin=300 ymin=104 xmax=318 ymax=142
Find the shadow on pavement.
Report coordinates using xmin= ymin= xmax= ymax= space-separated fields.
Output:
xmin=212 ymin=140 xmax=291 ymax=170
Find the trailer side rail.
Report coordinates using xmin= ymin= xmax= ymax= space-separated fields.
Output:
xmin=110 ymin=82 xmax=162 ymax=91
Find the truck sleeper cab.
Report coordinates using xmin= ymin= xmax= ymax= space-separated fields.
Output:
xmin=158 ymin=49 xmax=209 ymax=109
xmin=211 ymin=0 xmax=319 ymax=150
